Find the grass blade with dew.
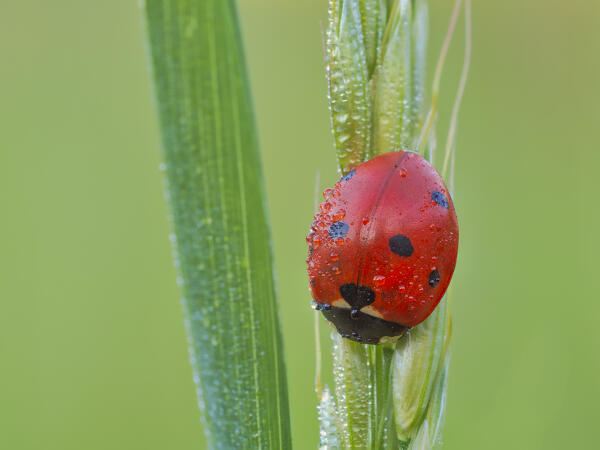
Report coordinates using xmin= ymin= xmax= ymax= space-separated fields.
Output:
xmin=372 ymin=0 xmax=414 ymax=155
xmin=332 ymin=334 xmax=372 ymax=448
xmin=326 ymin=0 xmax=372 ymax=173
xmin=393 ymin=298 xmax=450 ymax=445
xmin=142 ymin=1 xmax=291 ymax=447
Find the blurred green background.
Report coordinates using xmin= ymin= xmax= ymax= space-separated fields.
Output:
xmin=1 ymin=0 xmax=599 ymax=449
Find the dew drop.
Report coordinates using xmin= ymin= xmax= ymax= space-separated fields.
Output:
xmin=373 ymin=275 xmax=386 ymax=287
xmin=332 ymin=209 xmax=346 ymax=221
xmin=320 ymin=202 xmax=332 ymax=213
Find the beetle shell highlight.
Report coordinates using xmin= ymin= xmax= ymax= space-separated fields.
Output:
xmin=306 ymin=151 xmax=458 ymax=344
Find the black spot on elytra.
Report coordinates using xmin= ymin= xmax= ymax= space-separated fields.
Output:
xmin=329 ymin=221 xmax=349 ymax=239
xmin=428 ymin=269 xmax=441 ymax=287
xmin=339 ymin=283 xmax=375 ymax=317
xmin=341 ymin=170 xmax=356 ymax=182
xmin=389 ymin=234 xmax=414 ymax=257
xmin=431 ymin=191 xmax=449 ymax=209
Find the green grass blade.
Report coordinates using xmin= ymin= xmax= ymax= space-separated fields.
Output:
xmin=358 ymin=0 xmax=387 ymax=77
xmin=332 ymin=334 xmax=371 ymax=448
xmin=327 ymin=0 xmax=372 ymax=173
xmin=142 ymin=1 xmax=291 ymax=448
xmin=393 ymin=298 xmax=449 ymax=444
xmin=372 ymin=0 xmax=414 ymax=155
xmin=408 ymin=353 xmax=450 ymax=449
xmin=410 ymin=0 xmax=428 ymax=144
xmin=318 ymin=386 xmax=341 ymax=449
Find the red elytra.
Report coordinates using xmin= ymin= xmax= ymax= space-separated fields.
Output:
xmin=306 ymin=151 xmax=458 ymax=344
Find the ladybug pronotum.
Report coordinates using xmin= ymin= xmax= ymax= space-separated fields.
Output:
xmin=306 ymin=151 xmax=459 ymax=344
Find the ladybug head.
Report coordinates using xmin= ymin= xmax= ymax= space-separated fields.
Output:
xmin=313 ymin=282 xmax=408 ymax=344
xmin=316 ymin=300 xmax=408 ymax=345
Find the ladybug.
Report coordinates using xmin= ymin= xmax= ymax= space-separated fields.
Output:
xmin=306 ymin=151 xmax=458 ymax=344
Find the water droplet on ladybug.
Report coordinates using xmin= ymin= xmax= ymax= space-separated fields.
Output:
xmin=373 ymin=275 xmax=386 ymax=287
xmin=330 ymin=252 xmax=339 ymax=262
xmin=400 ymin=168 xmax=407 ymax=177
xmin=362 ymin=217 xmax=370 ymax=225
xmin=322 ymin=188 xmax=332 ymax=199
xmin=335 ymin=238 xmax=344 ymax=246
xmin=350 ymin=309 xmax=359 ymax=319
xmin=333 ymin=209 xmax=346 ymax=221
xmin=331 ymin=266 xmax=341 ymax=275
xmin=320 ymin=202 xmax=332 ymax=213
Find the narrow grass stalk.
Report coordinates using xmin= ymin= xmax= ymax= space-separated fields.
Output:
xmin=142 ymin=1 xmax=291 ymax=448
xmin=320 ymin=0 xmax=468 ymax=448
